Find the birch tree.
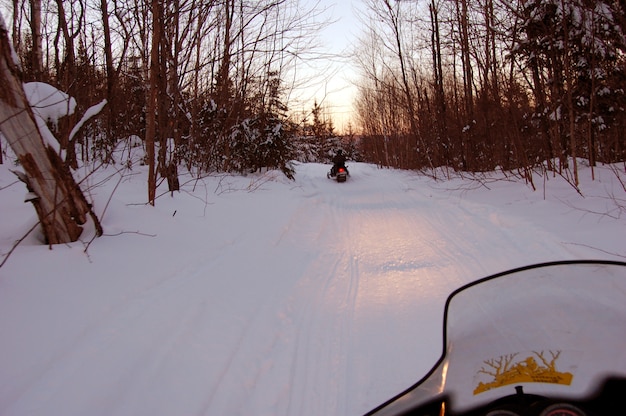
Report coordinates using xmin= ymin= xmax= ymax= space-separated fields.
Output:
xmin=0 ymin=14 xmax=102 ymax=244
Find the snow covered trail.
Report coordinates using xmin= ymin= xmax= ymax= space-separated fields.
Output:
xmin=264 ymin=163 xmax=579 ymax=415
xmin=0 ymin=162 xmax=618 ymax=416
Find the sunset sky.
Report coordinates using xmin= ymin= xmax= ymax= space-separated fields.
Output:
xmin=297 ymin=0 xmax=362 ymax=133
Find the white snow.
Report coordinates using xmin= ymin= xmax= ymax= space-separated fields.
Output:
xmin=0 ymin=154 xmax=624 ymax=415
xmin=22 ymin=82 xmax=77 ymax=154
xmin=69 ymin=99 xmax=108 ymax=142
xmin=23 ymin=82 xmax=77 ymax=126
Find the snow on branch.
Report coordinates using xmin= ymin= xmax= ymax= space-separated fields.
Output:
xmin=69 ymin=99 xmax=108 ymax=142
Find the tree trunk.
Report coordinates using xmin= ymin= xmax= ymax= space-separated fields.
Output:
xmin=100 ymin=0 xmax=116 ymax=156
xmin=458 ymin=0 xmax=473 ymax=119
xmin=0 ymin=21 xmax=102 ymax=244
xmin=29 ymin=0 xmax=43 ymax=79
xmin=145 ymin=0 xmax=161 ymax=205
xmin=54 ymin=0 xmax=81 ymax=168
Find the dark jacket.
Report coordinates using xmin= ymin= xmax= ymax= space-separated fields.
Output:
xmin=333 ymin=153 xmax=346 ymax=167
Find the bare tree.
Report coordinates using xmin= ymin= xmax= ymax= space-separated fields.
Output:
xmin=29 ymin=0 xmax=42 ymax=78
xmin=380 ymin=0 xmax=424 ymax=167
xmin=145 ymin=0 xmax=161 ymax=205
xmin=53 ymin=0 xmax=83 ymax=167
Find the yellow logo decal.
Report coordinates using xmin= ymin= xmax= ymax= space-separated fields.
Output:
xmin=474 ymin=351 xmax=573 ymax=395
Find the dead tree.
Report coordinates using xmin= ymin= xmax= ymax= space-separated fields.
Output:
xmin=0 ymin=18 xmax=102 ymax=244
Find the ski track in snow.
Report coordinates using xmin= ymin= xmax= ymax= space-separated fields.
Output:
xmin=0 ymin=162 xmax=619 ymax=416
xmin=233 ymin=163 xmax=578 ymax=415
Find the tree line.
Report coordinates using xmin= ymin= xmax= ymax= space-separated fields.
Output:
xmin=3 ymin=0 xmax=625 ymax=193
xmin=2 ymin=0 xmax=338 ymax=204
xmin=1 ymin=0 xmax=624 ymax=245
xmin=354 ymin=0 xmax=626 ymax=183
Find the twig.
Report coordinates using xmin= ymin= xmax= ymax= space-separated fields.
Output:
xmin=102 ymin=231 xmax=157 ymax=238
xmin=562 ymin=242 xmax=625 ymax=259
xmin=0 ymin=221 xmax=40 ymax=268
xmin=83 ymin=171 xmax=126 ymax=253
xmin=0 ymin=179 xmax=20 ymax=190
xmin=609 ymin=164 xmax=626 ymax=192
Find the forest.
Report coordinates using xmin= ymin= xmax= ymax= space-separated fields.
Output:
xmin=1 ymin=0 xmax=625 ymax=191
xmin=355 ymin=0 xmax=626 ymax=180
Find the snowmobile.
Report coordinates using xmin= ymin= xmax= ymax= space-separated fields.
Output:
xmin=327 ymin=165 xmax=349 ymax=182
xmin=365 ymin=260 xmax=626 ymax=416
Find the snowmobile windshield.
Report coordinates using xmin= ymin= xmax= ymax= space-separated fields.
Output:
xmin=366 ymin=260 xmax=626 ymax=415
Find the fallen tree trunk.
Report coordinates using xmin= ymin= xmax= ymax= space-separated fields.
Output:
xmin=0 ymin=18 xmax=101 ymax=244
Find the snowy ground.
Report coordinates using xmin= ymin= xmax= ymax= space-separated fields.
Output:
xmin=0 ymin=157 xmax=624 ymax=416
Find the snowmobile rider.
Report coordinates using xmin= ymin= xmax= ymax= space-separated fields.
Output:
xmin=331 ymin=149 xmax=347 ymax=176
